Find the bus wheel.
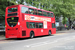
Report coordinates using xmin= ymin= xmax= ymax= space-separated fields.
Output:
xmin=49 ymin=30 xmax=51 ymax=36
xmin=30 ymin=32 xmax=34 ymax=38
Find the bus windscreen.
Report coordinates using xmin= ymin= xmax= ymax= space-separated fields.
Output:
xmin=7 ymin=17 xmax=18 ymax=27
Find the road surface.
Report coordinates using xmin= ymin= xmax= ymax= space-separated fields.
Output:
xmin=0 ymin=29 xmax=75 ymax=50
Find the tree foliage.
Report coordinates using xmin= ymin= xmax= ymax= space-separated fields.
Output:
xmin=0 ymin=0 xmax=17 ymax=20
xmin=0 ymin=0 xmax=75 ymax=26
xmin=25 ymin=0 xmax=75 ymax=27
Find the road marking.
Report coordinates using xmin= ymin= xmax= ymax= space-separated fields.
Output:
xmin=9 ymin=33 xmax=68 ymax=44
xmin=24 ymin=36 xmax=75 ymax=48
xmin=2 ymin=32 xmax=73 ymax=44
xmin=24 ymin=40 xmax=58 ymax=48
xmin=9 ymin=37 xmax=53 ymax=44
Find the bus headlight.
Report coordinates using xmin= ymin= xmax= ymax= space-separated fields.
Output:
xmin=5 ymin=25 xmax=7 ymax=27
xmin=18 ymin=22 xmax=20 ymax=25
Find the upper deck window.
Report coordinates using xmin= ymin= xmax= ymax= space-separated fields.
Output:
xmin=47 ymin=12 xmax=50 ymax=17
xmin=43 ymin=11 xmax=47 ymax=16
xmin=21 ymin=7 xmax=28 ymax=13
xmin=38 ymin=10 xmax=42 ymax=16
xmin=8 ymin=7 xmax=17 ymax=13
xmin=29 ymin=8 xmax=35 ymax=15
xmin=50 ymin=13 xmax=54 ymax=17
xmin=34 ymin=9 xmax=38 ymax=15
xmin=8 ymin=13 xmax=17 ymax=16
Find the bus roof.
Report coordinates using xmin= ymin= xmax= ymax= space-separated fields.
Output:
xmin=7 ymin=4 xmax=53 ymax=13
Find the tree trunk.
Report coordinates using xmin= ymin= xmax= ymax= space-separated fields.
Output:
xmin=68 ymin=17 xmax=71 ymax=29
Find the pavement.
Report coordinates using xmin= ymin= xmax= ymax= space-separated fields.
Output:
xmin=0 ymin=29 xmax=74 ymax=40
xmin=0 ymin=35 xmax=5 ymax=40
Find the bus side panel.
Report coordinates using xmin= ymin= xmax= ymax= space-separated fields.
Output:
xmin=52 ymin=17 xmax=56 ymax=34
xmin=51 ymin=28 xmax=56 ymax=34
xmin=47 ymin=22 xmax=52 ymax=35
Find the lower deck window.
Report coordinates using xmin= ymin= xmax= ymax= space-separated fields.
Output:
xmin=52 ymin=23 xmax=56 ymax=28
xmin=36 ymin=23 xmax=38 ymax=28
xmin=26 ymin=22 xmax=29 ymax=28
xmin=30 ymin=22 xmax=35 ymax=28
xmin=39 ymin=23 xmax=43 ymax=28
xmin=26 ymin=22 xmax=43 ymax=28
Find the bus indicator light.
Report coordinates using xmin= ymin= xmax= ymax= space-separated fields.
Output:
xmin=5 ymin=25 xmax=6 ymax=27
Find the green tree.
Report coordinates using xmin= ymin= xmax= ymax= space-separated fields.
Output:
xmin=0 ymin=0 xmax=75 ymax=29
xmin=27 ymin=0 xmax=75 ymax=28
xmin=0 ymin=0 xmax=17 ymax=20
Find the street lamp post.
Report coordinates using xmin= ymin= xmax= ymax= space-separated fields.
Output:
xmin=39 ymin=3 xmax=40 ymax=9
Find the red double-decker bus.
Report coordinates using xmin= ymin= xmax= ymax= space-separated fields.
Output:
xmin=5 ymin=4 xmax=56 ymax=38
